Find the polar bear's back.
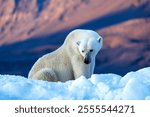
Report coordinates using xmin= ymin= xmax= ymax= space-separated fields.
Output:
xmin=28 ymin=46 xmax=73 ymax=81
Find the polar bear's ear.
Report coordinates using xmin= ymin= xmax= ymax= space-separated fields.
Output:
xmin=97 ymin=37 xmax=102 ymax=43
xmin=76 ymin=41 xmax=81 ymax=46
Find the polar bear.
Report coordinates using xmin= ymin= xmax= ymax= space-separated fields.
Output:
xmin=28 ymin=29 xmax=103 ymax=82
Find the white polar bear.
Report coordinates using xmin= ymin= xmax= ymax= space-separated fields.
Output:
xmin=28 ymin=29 xmax=103 ymax=82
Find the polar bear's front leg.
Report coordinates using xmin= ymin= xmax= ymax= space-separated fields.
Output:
xmin=31 ymin=68 xmax=58 ymax=82
xmin=71 ymin=57 xmax=92 ymax=79
xmin=90 ymin=58 xmax=95 ymax=75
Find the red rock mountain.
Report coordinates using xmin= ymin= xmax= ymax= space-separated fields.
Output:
xmin=0 ymin=0 xmax=150 ymax=76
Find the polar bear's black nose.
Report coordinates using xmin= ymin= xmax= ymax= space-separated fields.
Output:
xmin=84 ymin=52 xmax=91 ymax=64
xmin=84 ymin=58 xmax=91 ymax=64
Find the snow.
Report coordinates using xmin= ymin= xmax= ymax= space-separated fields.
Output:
xmin=0 ymin=67 xmax=150 ymax=100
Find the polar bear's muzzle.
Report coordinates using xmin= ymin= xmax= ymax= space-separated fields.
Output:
xmin=84 ymin=53 xmax=91 ymax=64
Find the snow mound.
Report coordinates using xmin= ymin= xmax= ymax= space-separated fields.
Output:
xmin=0 ymin=67 xmax=150 ymax=100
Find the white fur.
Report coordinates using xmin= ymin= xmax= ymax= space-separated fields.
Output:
xmin=28 ymin=29 xmax=103 ymax=82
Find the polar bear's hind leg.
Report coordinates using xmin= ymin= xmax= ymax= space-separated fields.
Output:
xmin=31 ymin=68 xmax=58 ymax=82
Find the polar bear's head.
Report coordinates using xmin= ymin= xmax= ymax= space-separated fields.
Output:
xmin=74 ymin=29 xmax=103 ymax=64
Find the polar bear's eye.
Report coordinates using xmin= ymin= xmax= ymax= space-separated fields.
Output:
xmin=90 ymin=49 xmax=93 ymax=52
xmin=82 ymin=50 xmax=85 ymax=53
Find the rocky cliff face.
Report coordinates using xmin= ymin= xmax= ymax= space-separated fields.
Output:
xmin=0 ymin=0 xmax=150 ymax=76
xmin=0 ymin=0 xmax=94 ymax=44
